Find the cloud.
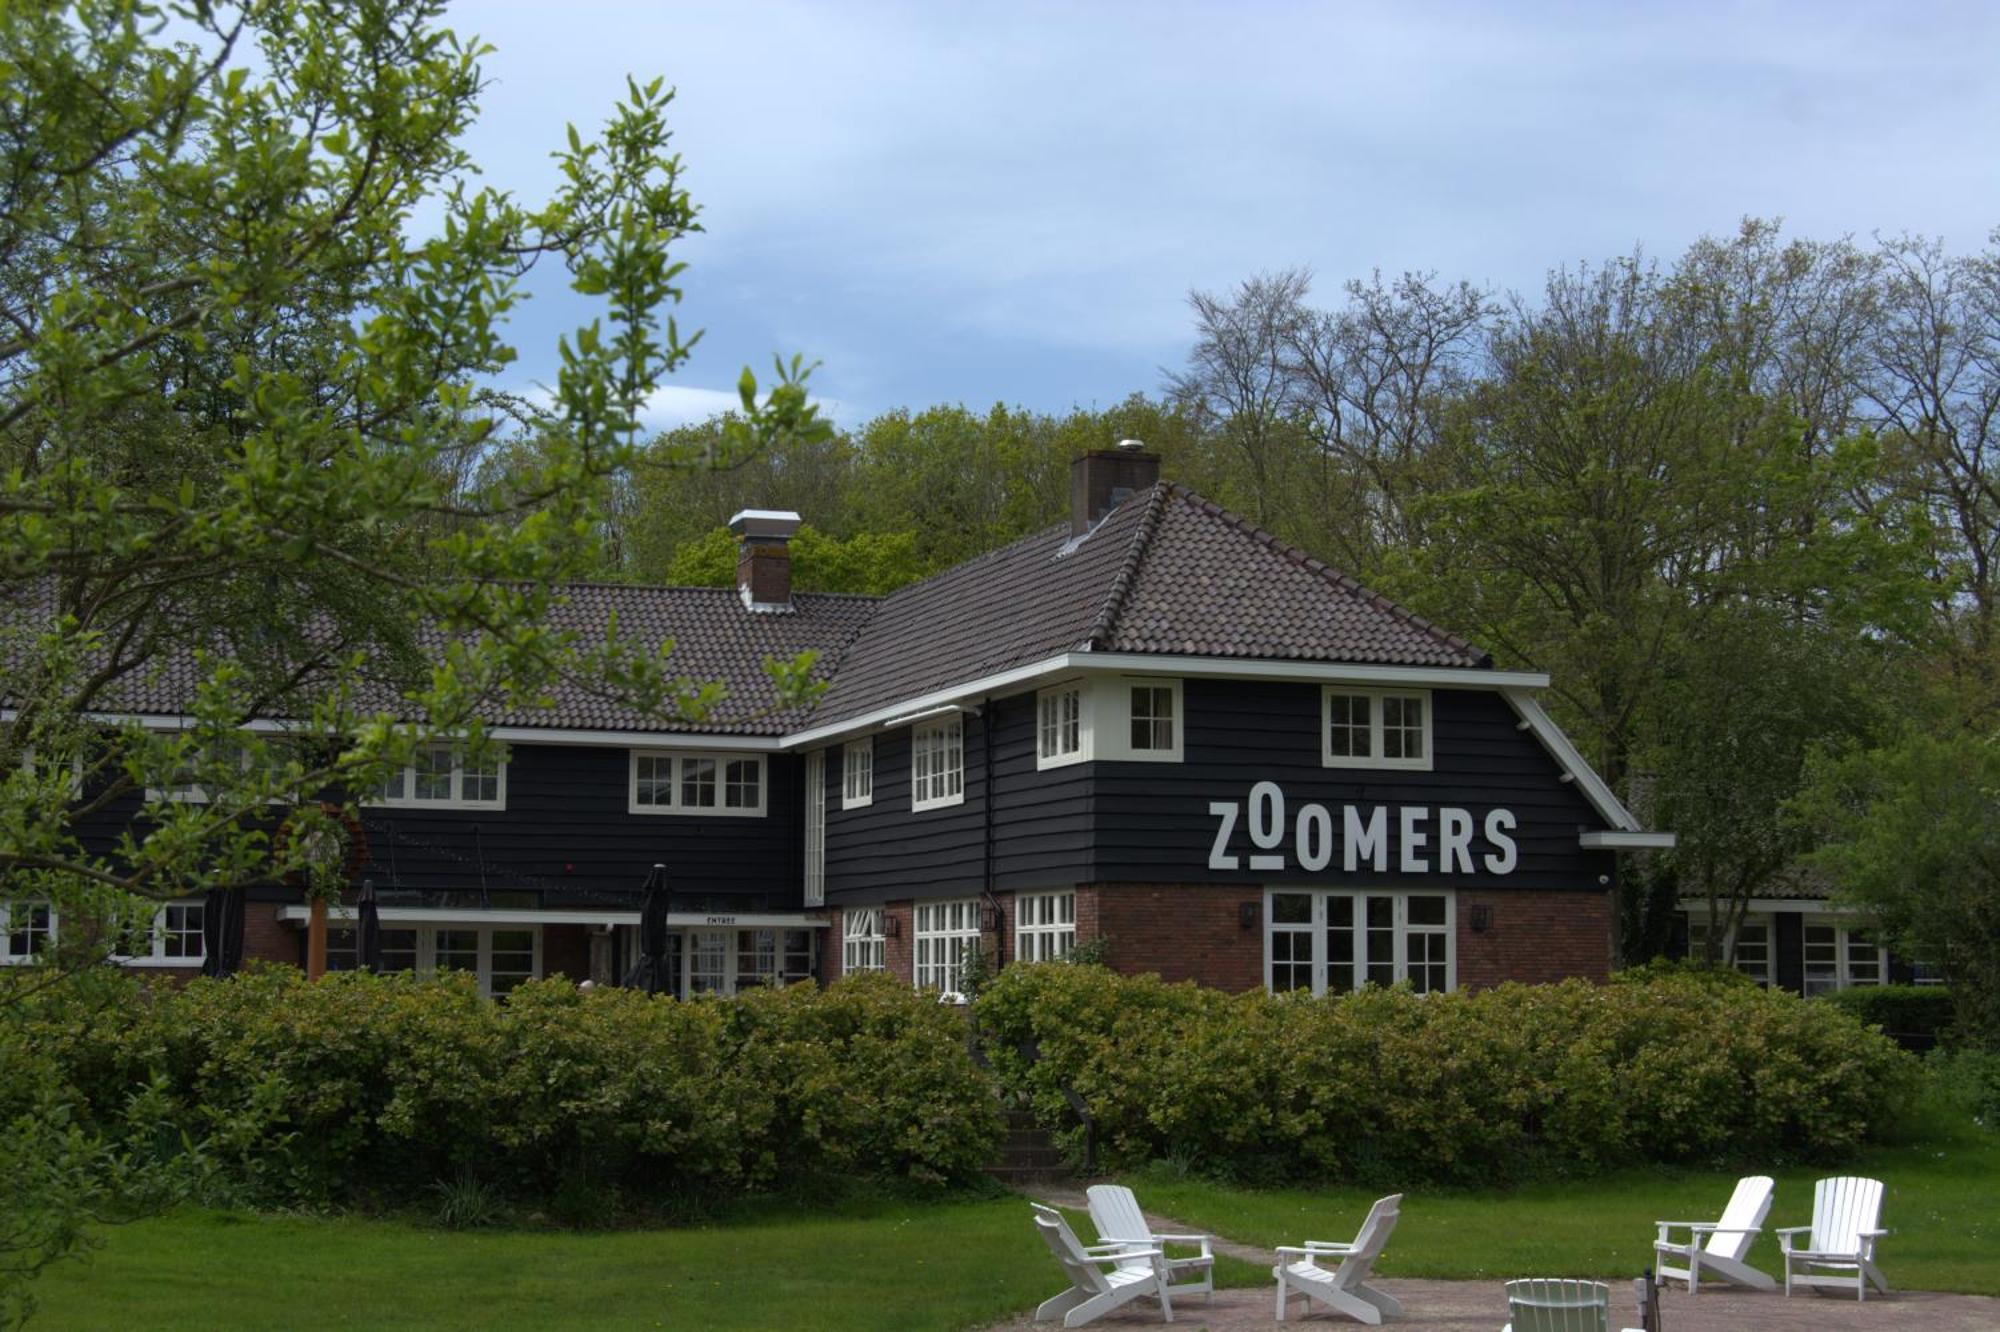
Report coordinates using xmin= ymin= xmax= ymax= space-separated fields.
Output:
xmin=511 ymin=382 xmax=852 ymax=433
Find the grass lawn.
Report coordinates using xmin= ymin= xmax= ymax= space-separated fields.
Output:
xmin=27 ymin=1195 xmax=1266 ymax=1331
xmin=1112 ymin=1108 xmax=2000 ymax=1296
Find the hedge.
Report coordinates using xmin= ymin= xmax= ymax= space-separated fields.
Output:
xmin=10 ymin=967 xmax=1002 ymax=1210
xmin=1817 ymin=985 xmax=1957 ymax=1050
xmin=974 ymin=965 xmax=1919 ymax=1186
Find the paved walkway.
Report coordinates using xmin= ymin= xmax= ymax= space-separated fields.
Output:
xmin=1005 ymin=1189 xmax=2000 ymax=1331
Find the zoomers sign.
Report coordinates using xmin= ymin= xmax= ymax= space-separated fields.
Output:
xmin=1208 ymin=782 xmax=1519 ymax=875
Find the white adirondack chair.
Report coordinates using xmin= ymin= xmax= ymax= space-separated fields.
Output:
xmin=1652 ymin=1174 xmax=1777 ymax=1292
xmin=1501 ymin=1279 xmax=1645 ymax=1332
xmin=1031 ymin=1207 xmax=1175 ymax=1327
xmin=1777 ymin=1176 xmax=1890 ymax=1301
xmin=1272 ymin=1193 xmax=1404 ymax=1325
xmin=1086 ymin=1184 xmax=1215 ymax=1303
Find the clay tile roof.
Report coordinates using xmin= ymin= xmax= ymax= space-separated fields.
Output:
xmin=11 ymin=482 xmax=1487 ymax=735
xmin=811 ymin=483 xmax=1485 ymax=726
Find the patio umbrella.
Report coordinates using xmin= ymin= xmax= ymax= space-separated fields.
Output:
xmin=200 ymin=886 xmax=245 ymax=978
xmin=637 ymin=863 xmax=670 ymax=996
xmin=355 ymin=878 xmax=383 ymax=972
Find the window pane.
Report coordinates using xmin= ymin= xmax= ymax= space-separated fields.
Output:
xmin=1407 ymin=895 xmax=1446 ymax=927
xmin=1365 ymin=896 xmax=1396 ymax=987
xmin=461 ymin=752 xmax=500 ymax=803
xmin=1383 ymin=695 xmax=1425 ymax=761
xmin=681 ymin=758 xmax=717 ymax=808
xmin=724 ymin=758 xmax=761 ymax=809
xmin=490 ymin=929 xmax=536 ymax=997
xmin=689 ymin=930 xmax=728 ymax=993
xmin=1271 ymin=892 xmax=1312 ymax=925
xmin=1327 ymin=694 xmax=1372 ymax=758
xmin=636 ymin=754 xmax=672 ymax=806
xmin=1130 ymin=685 xmax=1174 ymax=751
xmin=736 ymin=928 xmax=778 ymax=988
xmin=415 ymin=745 xmax=454 ymax=801
xmin=162 ymin=903 xmax=205 ymax=959
xmin=379 ymin=929 xmax=419 ymax=973
xmin=434 ymin=929 xmax=479 ymax=975
xmin=1325 ymin=894 xmax=1355 ymax=994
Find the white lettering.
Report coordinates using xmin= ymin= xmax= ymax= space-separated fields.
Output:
xmin=1344 ymin=805 xmax=1388 ymax=872
xmin=1296 ymin=803 xmax=1333 ymax=871
xmin=1247 ymin=781 xmax=1286 ymax=870
xmin=1483 ymin=808 xmax=1518 ymax=875
xmin=1439 ymin=807 xmax=1475 ymax=874
xmin=1399 ymin=806 xmax=1430 ymax=873
xmin=1207 ymin=801 xmax=1241 ymax=871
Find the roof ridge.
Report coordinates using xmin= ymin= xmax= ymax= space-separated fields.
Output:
xmin=1167 ymin=484 xmax=1490 ymax=666
xmin=1084 ymin=482 xmax=1171 ymax=649
xmin=557 ymin=579 xmax=882 ymax=603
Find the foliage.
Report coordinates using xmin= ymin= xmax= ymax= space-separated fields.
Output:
xmin=1798 ymin=727 xmax=2000 ymax=1049
xmin=1608 ymin=956 xmax=1757 ymax=988
xmin=663 ymin=522 xmax=930 ymax=596
xmin=0 ymin=970 xmax=201 ymax=1328
xmin=1818 ymin=985 xmax=1959 ymax=1049
xmin=1923 ymin=1047 xmax=2000 ymax=1130
xmin=0 ymin=0 xmax=828 ymax=923
xmin=21 ymin=968 xmax=1001 ymax=1216
xmin=975 ymin=964 xmax=1916 ymax=1186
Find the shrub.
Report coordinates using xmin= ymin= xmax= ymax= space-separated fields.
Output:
xmin=27 ymin=966 xmax=1001 ymax=1215
xmin=1818 ymin=985 xmax=1957 ymax=1050
xmin=975 ymin=965 xmax=1918 ymax=1185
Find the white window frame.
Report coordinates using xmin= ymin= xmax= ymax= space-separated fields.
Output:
xmin=1687 ymin=911 xmax=1773 ymax=987
xmin=1090 ymin=676 xmax=1184 ymax=763
xmin=841 ymin=737 xmax=874 ymax=809
xmin=1262 ymin=888 xmax=1456 ymax=995
xmin=148 ymin=733 xmax=296 ymax=804
xmin=1036 ymin=683 xmax=1090 ymax=770
xmin=803 ymin=751 xmax=826 ymax=907
xmin=842 ymin=907 xmax=886 ymax=975
xmin=1015 ymin=890 xmax=1076 ymax=962
xmin=910 ymin=716 xmax=965 ymax=812
xmin=112 ymin=899 xmax=208 ymax=967
xmin=626 ymin=749 xmax=767 ymax=817
xmin=0 ymin=899 xmax=55 ymax=964
xmin=1802 ymin=916 xmax=1888 ymax=994
xmin=649 ymin=925 xmax=812 ymax=996
xmin=913 ymin=897 xmax=981 ymax=997
xmin=355 ymin=924 xmax=543 ymax=997
xmin=369 ymin=743 xmax=508 ymax=811
xmin=1321 ymin=687 xmax=1432 ymax=771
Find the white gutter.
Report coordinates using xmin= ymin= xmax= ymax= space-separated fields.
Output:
xmin=1581 ymin=830 xmax=1676 ymax=850
xmin=274 ymin=905 xmax=830 ymax=929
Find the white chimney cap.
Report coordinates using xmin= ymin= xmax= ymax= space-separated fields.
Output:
xmin=1116 ymin=438 xmax=1147 ymax=452
xmin=727 ymin=509 xmax=802 ymax=540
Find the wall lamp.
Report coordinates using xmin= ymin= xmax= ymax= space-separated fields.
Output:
xmin=1470 ymin=905 xmax=1493 ymax=934
xmin=1239 ymin=902 xmax=1259 ymax=930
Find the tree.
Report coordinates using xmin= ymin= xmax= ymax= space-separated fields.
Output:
xmin=0 ymin=0 xmax=821 ymax=1307
xmin=1799 ymin=727 xmax=2000 ymax=1047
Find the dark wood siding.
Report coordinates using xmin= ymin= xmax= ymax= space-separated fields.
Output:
xmin=823 ymin=713 xmax=991 ymax=903
xmin=350 ymin=743 xmax=801 ymax=911
xmin=1088 ymin=680 xmax=1611 ymax=891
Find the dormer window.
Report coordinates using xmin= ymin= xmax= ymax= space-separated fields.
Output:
xmin=1322 ymin=688 xmax=1431 ymax=771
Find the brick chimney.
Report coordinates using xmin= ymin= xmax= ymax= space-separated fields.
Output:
xmin=1070 ymin=439 xmax=1160 ymax=537
xmin=728 ymin=509 xmax=802 ymax=611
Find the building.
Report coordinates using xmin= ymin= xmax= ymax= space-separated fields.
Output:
xmin=1676 ymin=868 xmax=1937 ymax=996
xmin=9 ymin=445 xmax=1675 ymax=997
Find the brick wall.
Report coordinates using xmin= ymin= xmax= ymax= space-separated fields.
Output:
xmin=542 ymin=924 xmax=590 ymax=982
xmin=883 ymin=900 xmax=913 ymax=984
xmin=1080 ymin=883 xmax=1266 ymax=992
xmin=1455 ymin=888 xmax=1613 ymax=990
xmin=243 ymin=901 xmax=295 ymax=967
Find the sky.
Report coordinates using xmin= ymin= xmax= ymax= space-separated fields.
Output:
xmin=447 ymin=1 xmax=2000 ymax=430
